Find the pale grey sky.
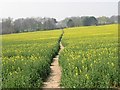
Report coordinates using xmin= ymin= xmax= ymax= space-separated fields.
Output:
xmin=0 ymin=0 xmax=119 ymax=21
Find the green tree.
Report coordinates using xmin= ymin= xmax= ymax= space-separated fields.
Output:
xmin=97 ymin=16 xmax=111 ymax=25
xmin=82 ymin=16 xmax=98 ymax=26
xmin=67 ymin=19 xmax=74 ymax=27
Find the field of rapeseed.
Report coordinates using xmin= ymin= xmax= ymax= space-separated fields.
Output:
xmin=59 ymin=24 xmax=119 ymax=88
xmin=1 ymin=24 xmax=119 ymax=88
xmin=2 ymin=30 xmax=62 ymax=88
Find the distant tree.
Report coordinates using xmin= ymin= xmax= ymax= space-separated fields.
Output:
xmin=43 ymin=18 xmax=57 ymax=30
xmin=67 ymin=19 xmax=74 ymax=27
xmin=110 ymin=15 xmax=120 ymax=24
xmin=82 ymin=16 xmax=98 ymax=26
xmin=14 ymin=18 xmax=43 ymax=32
xmin=89 ymin=17 xmax=98 ymax=25
xmin=14 ymin=18 xmax=24 ymax=33
xmin=70 ymin=17 xmax=82 ymax=27
xmin=2 ymin=17 xmax=14 ymax=34
xmin=97 ymin=16 xmax=112 ymax=25
xmin=1 ymin=15 xmax=117 ymax=35
xmin=0 ymin=18 xmax=2 ymax=34
xmin=58 ymin=18 xmax=69 ymax=28
xmin=82 ymin=17 xmax=90 ymax=26
xmin=0 ymin=22 xmax=2 ymax=34
xmin=118 ymin=16 xmax=120 ymax=24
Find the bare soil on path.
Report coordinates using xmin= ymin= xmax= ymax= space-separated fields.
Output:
xmin=42 ymin=41 xmax=64 ymax=89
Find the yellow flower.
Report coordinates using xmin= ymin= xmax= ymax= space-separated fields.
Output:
xmin=82 ymin=60 xmax=84 ymax=64
xmin=79 ymin=69 xmax=82 ymax=73
xmin=94 ymin=60 xmax=96 ymax=63
xmin=15 ymin=71 xmax=18 ymax=74
xmin=90 ymin=63 xmax=92 ymax=67
xmin=85 ymin=74 xmax=89 ymax=79
xmin=111 ymin=63 xmax=114 ymax=66
xmin=76 ymin=72 xmax=78 ymax=76
xmin=9 ymin=72 xmax=12 ymax=76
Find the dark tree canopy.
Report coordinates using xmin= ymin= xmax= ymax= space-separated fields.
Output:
xmin=67 ymin=19 xmax=74 ymax=27
xmin=43 ymin=18 xmax=57 ymax=30
xmin=89 ymin=17 xmax=98 ymax=25
xmin=82 ymin=16 xmax=98 ymax=26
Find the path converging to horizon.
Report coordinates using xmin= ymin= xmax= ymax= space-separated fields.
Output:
xmin=42 ymin=30 xmax=64 ymax=88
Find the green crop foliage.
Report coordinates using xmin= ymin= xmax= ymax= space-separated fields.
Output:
xmin=2 ymin=30 xmax=62 ymax=88
xmin=59 ymin=24 xmax=119 ymax=88
xmin=1 ymin=24 xmax=119 ymax=88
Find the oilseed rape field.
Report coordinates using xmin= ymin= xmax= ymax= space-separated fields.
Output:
xmin=2 ymin=30 xmax=62 ymax=88
xmin=1 ymin=24 xmax=119 ymax=88
xmin=59 ymin=24 xmax=119 ymax=88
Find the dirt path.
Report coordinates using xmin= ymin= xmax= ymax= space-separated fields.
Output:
xmin=42 ymin=32 xmax=64 ymax=89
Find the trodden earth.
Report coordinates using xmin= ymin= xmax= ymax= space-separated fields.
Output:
xmin=42 ymin=37 xmax=64 ymax=89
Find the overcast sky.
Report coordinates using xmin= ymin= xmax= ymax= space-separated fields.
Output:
xmin=0 ymin=0 xmax=119 ymax=21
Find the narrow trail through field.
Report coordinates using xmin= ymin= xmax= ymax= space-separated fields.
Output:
xmin=42 ymin=30 xmax=64 ymax=89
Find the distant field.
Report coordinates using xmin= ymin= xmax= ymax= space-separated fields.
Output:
xmin=59 ymin=24 xmax=119 ymax=88
xmin=2 ymin=30 xmax=62 ymax=88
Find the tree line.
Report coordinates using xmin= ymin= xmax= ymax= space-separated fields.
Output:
xmin=0 ymin=15 xmax=119 ymax=34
